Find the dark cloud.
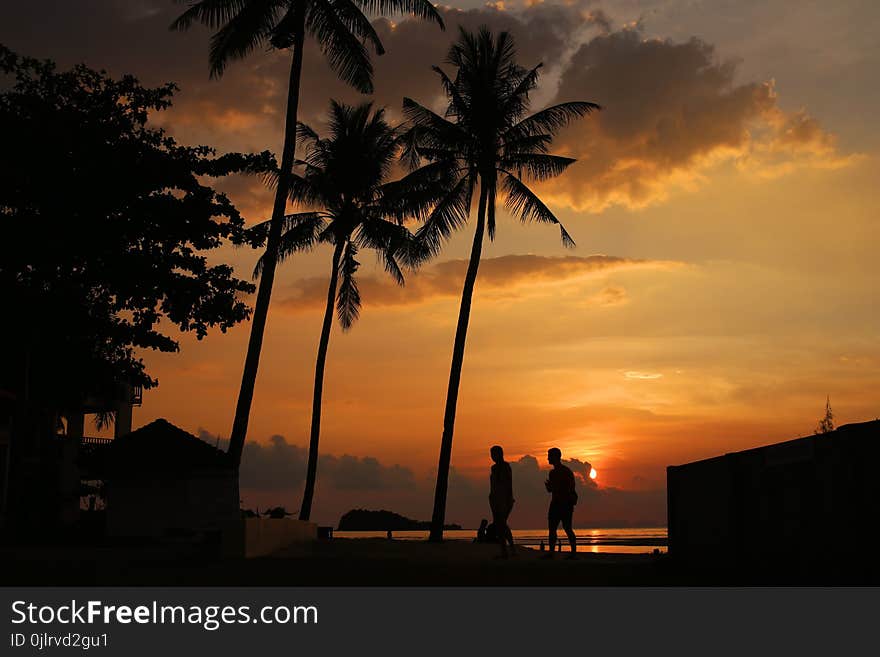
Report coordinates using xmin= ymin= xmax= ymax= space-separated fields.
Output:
xmin=199 ymin=430 xmax=416 ymax=493
xmin=0 ymin=1 xmax=848 ymax=217
xmin=543 ymin=21 xmax=851 ymax=210
xmin=199 ymin=428 xmax=664 ymax=527
xmin=276 ymin=254 xmax=677 ymax=313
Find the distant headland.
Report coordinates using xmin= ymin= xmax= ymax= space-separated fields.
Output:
xmin=338 ymin=509 xmax=462 ymax=531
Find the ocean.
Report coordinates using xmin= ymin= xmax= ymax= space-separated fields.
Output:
xmin=334 ymin=527 xmax=668 ymax=554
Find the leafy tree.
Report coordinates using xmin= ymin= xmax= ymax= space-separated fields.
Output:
xmin=0 ymin=46 xmax=269 ymax=410
xmin=399 ymin=28 xmax=600 ymax=540
xmin=815 ymin=396 xmax=835 ymax=434
xmin=172 ymin=0 xmax=444 ymax=469
xmin=250 ymin=101 xmax=427 ymax=520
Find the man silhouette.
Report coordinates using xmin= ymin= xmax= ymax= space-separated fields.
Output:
xmin=544 ymin=447 xmax=577 ymax=558
xmin=489 ymin=445 xmax=515 ymax=557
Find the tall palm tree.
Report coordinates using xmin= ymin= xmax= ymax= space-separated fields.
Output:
xmin=251 ymin=101 xmax=429 ymax=520
xmin=399 ymin=27 xmax=601 ymax=541
xmin=171 ymin=0 xmax=444 ymax=471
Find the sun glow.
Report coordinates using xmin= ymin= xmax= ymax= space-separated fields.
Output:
xmin=589 ymin=467 xmax=598 ymax=480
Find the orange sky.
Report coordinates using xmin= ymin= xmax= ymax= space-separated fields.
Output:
xmin=5 ymin=0 xmax=877 ymax=526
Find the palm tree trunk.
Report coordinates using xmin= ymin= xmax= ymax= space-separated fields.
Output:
xmin=299 ymin=240 xmax=344 ymax=521
xmin=429 ymin=184 xmax=488 ymax=542
xmin=227 ymin=6 xmax=306 ymax=472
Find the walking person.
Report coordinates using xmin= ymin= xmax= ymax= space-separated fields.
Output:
xmin=489 ymin=445 xmax=516 ymax=558
xmin=544 ymin=447 xmax=578 ymax=558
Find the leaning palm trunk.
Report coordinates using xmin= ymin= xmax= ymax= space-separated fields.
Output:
xmin=300 ymin=240 xmax=345 ymax=520
xmin=228 ymin=9 xmax=306 ymax=470
xmin=429 ymin=186 xmax=488 ymax=541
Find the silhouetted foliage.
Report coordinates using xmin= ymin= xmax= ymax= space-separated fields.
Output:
xmin=399 ymin=28 xmax=600 ymax=540
xmin=171 ymin=0 xmax=444 ymax=469
xmin=249 ymin=101 xmax=432 ymax=521
xmin=338 ymin=509 xmax=461 ymax=531
xmin=0 ymin=46 xmax=271 ymax=407
xmin=816 ymin=396 xmax=835 ymax=434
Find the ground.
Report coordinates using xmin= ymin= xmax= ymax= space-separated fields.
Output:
xmin=0 ymin=538 xmax=874 ymax=586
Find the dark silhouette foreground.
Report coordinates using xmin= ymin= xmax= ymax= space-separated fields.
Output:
xmin=544 ymin=447 xmax=578 ymax=558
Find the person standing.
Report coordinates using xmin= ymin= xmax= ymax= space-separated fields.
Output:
xmin=544 ymin=447 xmax=578 ymax=558
xmin=489 ymin=445 xmax=515 ymax=557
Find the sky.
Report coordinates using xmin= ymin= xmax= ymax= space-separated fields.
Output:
xmin=2 ymin=0 xmax=878 ymax=527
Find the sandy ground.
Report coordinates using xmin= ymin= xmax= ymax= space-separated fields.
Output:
xmin=1 ymin=538 xmax=874 ymax=586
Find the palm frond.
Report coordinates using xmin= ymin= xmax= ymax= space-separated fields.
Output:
xmin=328 ymin=0 xmax=385 ymax=55
xmin=506 ymin=101 xmax=602 ymax=139
xmin=252 ymin=212 xmax=328 ymax=278
xmin=351 ymin=0 xmax=444 ymax=27
xmin=206 ymin=0 xmax=286 ymax=78
xmin=500 ymin=153 xmax=576 ymax=181
xmin=356 ymin=217 xmax=425 ymax=276
xmin=170 ymin=0 xmax=250 ymax=31
xmin=306 ymin=0 xmax=374 ymax=93
xmin=414 ymin=173 xmax=474 ymax=256
xmin=379 ymin=159 xmax=460 ymax=221
xmin=502 ymin=133 xmax=552 ymax=155
xmin=401 ymin=98 xmax=467 ymax=147
xmin=501 ymin=173 xmax=575 ymax=248
xmin=296 ymin=121 xmax=321 ymax=147
xmin=336 ymin=241 xmax=361 ymax=330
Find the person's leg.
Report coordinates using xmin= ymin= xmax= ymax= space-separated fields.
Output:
xmin=547 ymin=504 xmax=559 ymax=555
xmin=503 ymin=506 xmax=515 ymax=550
xmin=492 ymin=509 xmax=508 ymax=557
xmin=562 ymin=506 xmax=576 ymax=556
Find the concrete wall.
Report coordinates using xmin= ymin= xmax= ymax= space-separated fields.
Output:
xmin=243 ymin=518 xmax=317 ymax=558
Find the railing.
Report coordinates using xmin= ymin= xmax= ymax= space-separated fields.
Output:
xmin=81 ymin=436 xmax=113 ymax=447
xmin=130 ymin=384 xmax=143 ymax=407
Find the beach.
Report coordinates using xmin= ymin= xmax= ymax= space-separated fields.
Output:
xmin=3 ymin=529 xmax=875 ymax=587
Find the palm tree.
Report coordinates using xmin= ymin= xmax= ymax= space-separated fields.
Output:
xmin=250 ymin=101 xmax=429 ymax=520
xmin=171 ymin=0 xmax=444 ymax=470
xmin=399 ymin=27 xmax=601 ymax=541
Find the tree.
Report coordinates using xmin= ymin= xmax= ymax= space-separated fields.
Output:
xmin=399 ymin=27 xmax=600 ymax=540
xmin=815 ymin=396 xmax=834 ymax=434
xmin=0 ymin=46 xmax=268 ymax=409
xmin=250 ymin=101 xmax=428 ymax=520
xmin=172 ymin=0 xmax=444 ymax=470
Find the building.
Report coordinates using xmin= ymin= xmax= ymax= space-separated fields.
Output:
xmin=0 ymin=378 xmax=143 ymax=533
xmin=667 ymin=420 xmax=880 ymax=570
xmin=101 ymin=419 xmax=238 ymax=541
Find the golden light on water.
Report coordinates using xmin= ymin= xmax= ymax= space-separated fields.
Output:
xmin=589 ymin=467 xmax=598 ymax=480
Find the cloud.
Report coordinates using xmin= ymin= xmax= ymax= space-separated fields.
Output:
xmin=276 ymin=254 xmax=680 ymax=313
xmin=625 ymin=371 xmax=663 ymax=380
xmin=199 ymin=430 xmax=416 ymax=493
xmin=0 ymin=1 xmax=852 ymax=220
xmin=543 ymin=22 xmax=856 ymax=210
xmin=200 ymin=427 xmax=665 ymax=527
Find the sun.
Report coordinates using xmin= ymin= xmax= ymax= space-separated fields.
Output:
xmin=589 ymin=467 xmax=598 ymax=480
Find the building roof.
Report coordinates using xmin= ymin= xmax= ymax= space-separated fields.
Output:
xmin=105 ymin=418 xmax=231 ymax=477
xmin=669 ymin=419 xmax=880 ymax=470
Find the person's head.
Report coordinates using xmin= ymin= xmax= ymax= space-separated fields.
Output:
xmin=490 ymin=445 xmax=504 ymax=463
xmin=547 ymin=447 xmax=562 ymax=466
xmin=479 ymin=518 xmax=488 ymax=529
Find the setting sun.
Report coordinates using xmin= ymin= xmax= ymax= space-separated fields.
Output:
xmin=589 ymin=468 xmax=598 ymax=480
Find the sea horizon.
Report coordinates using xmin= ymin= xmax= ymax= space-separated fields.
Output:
xmin=335 ymin=527 xmax=668 ymax=554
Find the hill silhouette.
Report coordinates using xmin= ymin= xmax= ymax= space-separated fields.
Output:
xmin=338 ymin=509 xmax=461 ymax=531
